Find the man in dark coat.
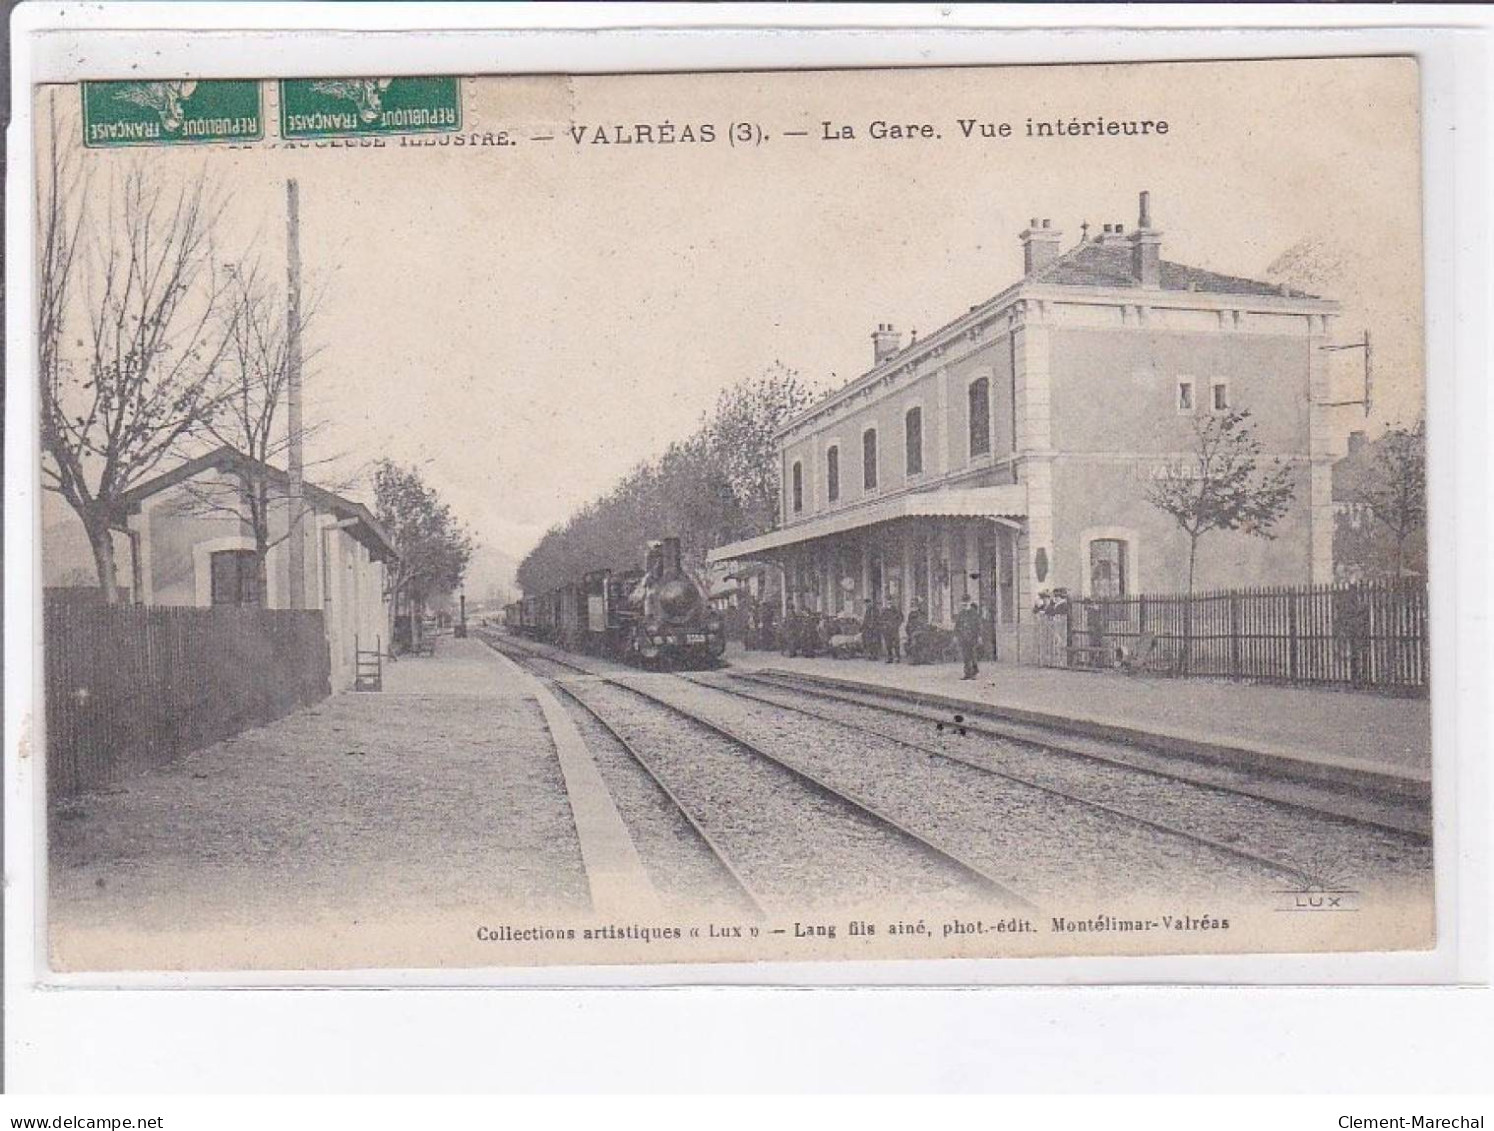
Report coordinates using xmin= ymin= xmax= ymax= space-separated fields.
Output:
xmin=955 ymin=595 xmax=982 ymax=679
xmin=860 ymin=598 xmax=880 ymax=660
xmin=883 ymin=597 xmax=904 ymax=663
xmin=759 ymin=600 xmax=778 ymax=651
xmin=905 ymin=598 xmax=929 ymax=664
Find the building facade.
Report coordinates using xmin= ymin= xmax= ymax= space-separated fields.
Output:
xmin=710 ymin=192 xmax=1341 ymax=657
xmin=115 ymin=447 xmax=399 ymax=691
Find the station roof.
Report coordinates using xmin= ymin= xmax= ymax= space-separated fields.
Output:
xmin=1031 ymin=240 xmax=1313 ymax=297
xmin=707 ymin=484 xmax=1027 ymax=563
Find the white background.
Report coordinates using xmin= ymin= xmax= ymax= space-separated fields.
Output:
xmin=5 ymin=3 xmax=1491 ymax=1093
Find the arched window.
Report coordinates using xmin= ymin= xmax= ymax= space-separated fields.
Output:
xmin=791 ymin=461 xmax=804 ymax=513
xmin=826 ymin=445 xmax=840 ymax=503
xmin=969 ymin=378 xmax=991 ymax=457
xmin=905 ymin=407 xmax=924 ymax=475
xmin=1089 ymin=538 xmax=1128 ymax=598
xmin=863 ymin=429 xmax=879 ymax=490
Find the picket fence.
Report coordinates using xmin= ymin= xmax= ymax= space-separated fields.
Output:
xmin=1054 ymin=579 xmax=1428 ymax=693
xmin=45 ymin=600 xmax=331 ymax=800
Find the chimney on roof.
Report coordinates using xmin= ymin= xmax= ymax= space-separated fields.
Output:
xmin=1021 ymin=217 xmax=1063 ymax=275
xmin=871 ymin=323 xmax=902 ymax=365
xmin=1130 ymin=189 xmax=1162 ymax=287
xmin=1347 ymin=430 xmax=1367 ymax=455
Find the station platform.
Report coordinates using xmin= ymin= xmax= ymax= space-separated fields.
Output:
xmin=51 ymin=633 xmax=595 ymax=970
xmin=724 ymin=643 xmax=1432 ymax=797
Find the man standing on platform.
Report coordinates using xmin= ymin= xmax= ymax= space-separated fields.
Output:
xmin=956 ymin=595 xmax=982 ymax=680
xmin=883 ymin=596 xmax=904 ymax=664
xmin=860 ymin=598 xmax=880 ymax=660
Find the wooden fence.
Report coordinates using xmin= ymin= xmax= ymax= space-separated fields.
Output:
xmin=1057 ymin=580 xmax=1429 ymax=693
xmin=45 ymin=601 xmax=331 ymax=801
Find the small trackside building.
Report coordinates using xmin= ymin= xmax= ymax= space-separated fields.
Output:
xmin=114 ymin=446 xmax=400 ymax=691
xmin=709 ymin=192 xmax=1342 ymax=659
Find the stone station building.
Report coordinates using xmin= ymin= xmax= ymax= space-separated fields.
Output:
xmin=709 ymin=192 xmax=1342 ymax=658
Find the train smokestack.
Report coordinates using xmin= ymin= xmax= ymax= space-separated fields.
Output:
xmin=660 ymin=536 xmax=683 ymax=576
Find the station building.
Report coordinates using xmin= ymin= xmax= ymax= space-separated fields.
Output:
xmin=708 ymin=192 xmax=1342 ymax=658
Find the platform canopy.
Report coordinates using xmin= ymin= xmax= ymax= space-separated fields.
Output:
xmin=707 ymin=484 xmax=1028 ymax=564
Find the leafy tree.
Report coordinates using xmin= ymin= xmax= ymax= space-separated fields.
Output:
xmin=708 ymin=361 xmax=818 ymax=535
xmin=373 ymin=460 xmax=474 ymax=646
xmin=38 ymin=123 xmax=231 ymax=602
xmin=1346 ymin=421 xmax=1427 ymax=579
xmin=514 ymin=364 xmax=817 ymax=595
xmin=1146 ymin=408 xmax=1297 ymax=594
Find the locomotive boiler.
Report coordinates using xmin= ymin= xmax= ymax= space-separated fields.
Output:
xmin=506 ymin=536 xmax=726 ymax=667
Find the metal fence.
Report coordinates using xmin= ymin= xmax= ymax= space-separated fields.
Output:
xmin=1060 ymin=580 xmax=1429 ymax=693
xmin=45 ymin=600 xmax=331 ymax=800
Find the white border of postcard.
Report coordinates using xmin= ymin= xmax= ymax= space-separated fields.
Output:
xmin=5 ymin=1 xmax=1491 ymax=1093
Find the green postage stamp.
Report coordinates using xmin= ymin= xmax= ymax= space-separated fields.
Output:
xmin=81 ymin=80 xmax=263 ymax=147
xmin=279 ymin=77 xmax=462 ymax=139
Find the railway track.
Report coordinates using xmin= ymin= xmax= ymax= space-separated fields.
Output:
xmin=723 ymin=669 xmax=1429 ymax=842
xmin=542 ymin=677 xmax=766 ymax=917
xmin=479 ymin=631 xmax=1038 ymax=913
xmin=680 ymin=672 xmax=1350 ymax=892
xmin=481 ymin=631 xmax=1427 ymax=902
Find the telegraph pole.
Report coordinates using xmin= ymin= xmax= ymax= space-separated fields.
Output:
xmin=286 ymin=179 xmax=306 ymax=608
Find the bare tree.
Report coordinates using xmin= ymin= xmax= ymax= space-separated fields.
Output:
xmin=37 ymin=93 xmax=88 ymax=467
xmin=170 ymin=256 xmax=338 ymax=600
xmin=38 ymin=140 xmax=231 ymax=602
xmin=1147 ymin=408 xmax=1297 ymax=595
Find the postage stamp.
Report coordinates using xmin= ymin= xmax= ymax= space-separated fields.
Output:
xmin=81 ymin=79 xmax=264 ymax=147
xmin=32 ymin=58 xmax=1434 ymax=974
xmin=279 ymin=77 xmax=462 ymax=139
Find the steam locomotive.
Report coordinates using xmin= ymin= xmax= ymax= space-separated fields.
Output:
xmin=504 ymin=537 xmax=726 ymax=667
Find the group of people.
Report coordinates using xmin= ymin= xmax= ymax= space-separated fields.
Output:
xmin=857 ymin=597 xmax=912 ymax=663
xmin=778 ymin=605 xmax=844 ymax=659
xmin=768 ymin=593 xmax=985 ymax=678
xmin=742 ymin=600 xmax=780 ymax=651
xmin=745 ymin=589 xmax=988 ymax=678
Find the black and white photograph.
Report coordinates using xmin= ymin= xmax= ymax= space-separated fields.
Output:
xmin=26 ymin=57 xmax=1436 ymax=972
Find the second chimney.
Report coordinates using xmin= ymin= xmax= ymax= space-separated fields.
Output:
xmin=1021 ymin=218 xmax=1063 ymax=275
xmin=1130 ymin=190 xmax=1162 ymax=287
xmin=872 ymin=323 xmax=903 ymax=366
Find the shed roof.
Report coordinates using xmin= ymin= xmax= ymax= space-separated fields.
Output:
xmin=116 ymin=445 xmax=399 ymax=563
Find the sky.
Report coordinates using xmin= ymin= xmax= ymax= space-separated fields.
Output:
xmin=38 ymin=58 xmax=1424 ymax=572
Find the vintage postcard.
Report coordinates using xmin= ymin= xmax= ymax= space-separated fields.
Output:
xmin=32 ymin=57 xmax=1433 ymax=973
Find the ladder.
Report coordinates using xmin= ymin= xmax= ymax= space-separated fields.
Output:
xmin=354 ymin=634 xmax=384 ymax=692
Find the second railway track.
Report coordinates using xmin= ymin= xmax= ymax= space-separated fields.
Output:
xmin=482 ymin=632 xmax=1037 ymax=914
xmin=481 ymin=632 xmax=1429 ymax=908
